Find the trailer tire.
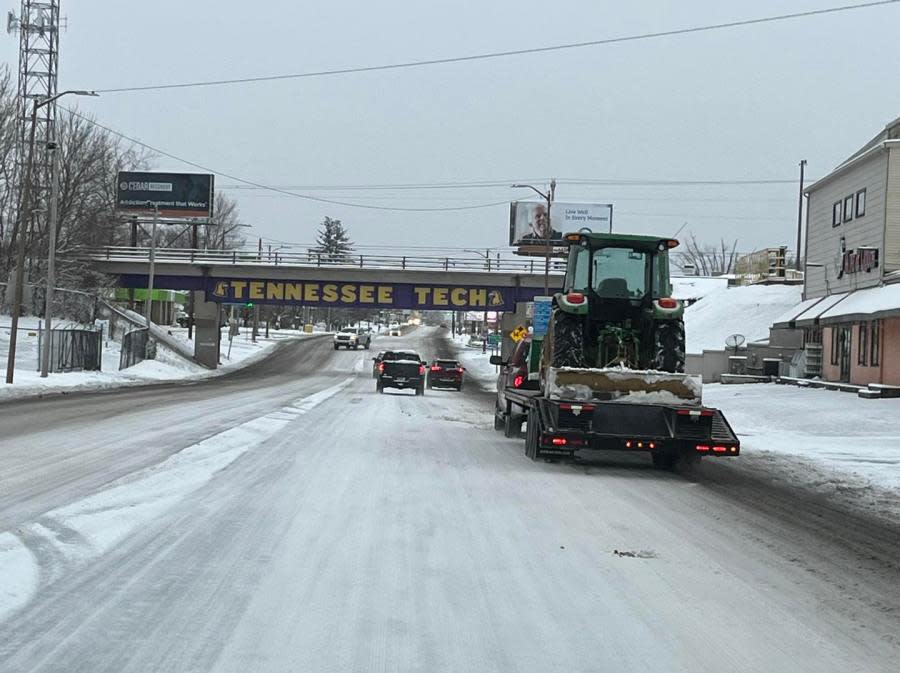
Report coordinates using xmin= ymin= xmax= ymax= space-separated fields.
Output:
xmin=651 ymin=452 xmax=679 ymax=471
xmin=504 ymin=411 xmax=521 ymax=438
xmin=549 ymin=311 xmax=588 ymax=369
xmin=652 ymin=320 xmax=686 ymax=373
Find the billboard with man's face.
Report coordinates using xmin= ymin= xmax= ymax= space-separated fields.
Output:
xmin=509 ymin=201 xmax=613 ymax=246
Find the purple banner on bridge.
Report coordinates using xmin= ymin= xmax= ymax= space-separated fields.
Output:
xmin=205 ymin=278 xmax=527 ymax=311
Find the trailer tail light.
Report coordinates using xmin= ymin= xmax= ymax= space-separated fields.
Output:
xmin=565 ymin=292 xmax=586 ymax=304
xmin=625 ymin=440 xmax=633 ymax=448
xmin=696 ymin=444 xmax=710 ymax=452
xmin=648 ymin=442 xmax=656 ymax=449
xmin=657 ymin=297 xmax=678 ymax=309
xmin=430 ymin=365 xmax=441 ymax=371
xmin=513 ymin=375 xmax=524 ymax=388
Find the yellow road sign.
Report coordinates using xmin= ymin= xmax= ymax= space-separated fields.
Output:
xmin=510 ymin=325 xmax=528 ymax=342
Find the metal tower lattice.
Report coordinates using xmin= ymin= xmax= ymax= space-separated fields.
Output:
xmin=9 ymin=0 xmax=60 ymax=236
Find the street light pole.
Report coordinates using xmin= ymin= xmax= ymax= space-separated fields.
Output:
xmin=7 ymin=90 xmax=99 ymax=381
xmin=39 ymin=138 xmax=60 ymax=377
xmin=511 ymin=180 xmax=556 ymax=295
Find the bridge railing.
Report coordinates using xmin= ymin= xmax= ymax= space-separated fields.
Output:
xmin=75 ymin=246 xmax=567 ymax=274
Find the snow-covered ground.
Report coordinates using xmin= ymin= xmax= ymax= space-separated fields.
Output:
xmin=0 ymin=315 xmax=325 ymax=402
xmin=704 ymin=383 xmax=900 ymax=518
xmin=684 ymin=283 xmax=802 ymax=353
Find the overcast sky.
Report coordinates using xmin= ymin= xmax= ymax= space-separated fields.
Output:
xmin=4 ymin=1 xmax=899 ymax=257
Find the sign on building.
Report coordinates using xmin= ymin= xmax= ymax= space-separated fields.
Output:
xmin=509 ymin=201 xmax=613 ymax=246
xmin=116 ymin=171 xmax=215 ymax=218
xmin=531 ymin=296 xmax=553 ymax=337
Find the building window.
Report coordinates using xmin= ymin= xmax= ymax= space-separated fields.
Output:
xmin=858 ymin=323 xmax=868 ymax=366
xmin=871 ymin=320 xmax=880 ymax=366
xmin=855 ymin=189 xmax=866 ymax=218
xmin=833 ymin=201 xmax=842 ymax=227
xmin=830 ymin=326 xmax=840 ymax=365
xmin=843 ymin=195 xmax=854 ymax=223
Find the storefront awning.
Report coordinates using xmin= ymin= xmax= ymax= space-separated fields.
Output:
xmin=819 ymin=283 xmax=900 ymax=324
xmin=772 ymin=295 xmax=827 ymax=328
xmin=793 ymin=292 xmax=850 ymax=327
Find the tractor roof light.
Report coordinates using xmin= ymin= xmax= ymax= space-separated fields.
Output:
xmin=565 ymin=233 xmax=581 ymax=242
xmin=667 ymin=239 xmax=680 ymax=249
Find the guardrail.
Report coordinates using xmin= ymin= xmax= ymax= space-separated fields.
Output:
xmin=73 ymin=246 xmax=567 ymax=275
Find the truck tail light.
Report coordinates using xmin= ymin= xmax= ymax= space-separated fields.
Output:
xmin=378 ymin=363 xmax=384 ymax=372
xmin=419 ymin=365 xmax=426 ymax=375
xmin=551 ymin=437 xmax=567 ymax=446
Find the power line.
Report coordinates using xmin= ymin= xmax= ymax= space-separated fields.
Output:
xmin=59 ymin=106 xmax=509 ymax=213
xmin=94 ymin=1 xmax=899 ymax=94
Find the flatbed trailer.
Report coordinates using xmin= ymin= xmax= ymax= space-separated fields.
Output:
xmin=499 ymin=388 xmax=740 ymax=468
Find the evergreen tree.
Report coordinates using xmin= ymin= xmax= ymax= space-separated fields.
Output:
xmin=314 ymin=216 xmax=353 ymax=261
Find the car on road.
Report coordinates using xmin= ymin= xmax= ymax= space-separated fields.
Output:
xmin=492 ymin=337 xmax=539 ymax=430
xmin=426 ymin=359 xmax=465 ymax=391
xmin=388 ymin=327 xmax=402 ymax=337
xmin=376 ymin=350 xmax=426 ymax=395
xmin=371 ymin=351 xmax=387 ymax=377
xmin=333 ymin=327 xmax=371 ymax=350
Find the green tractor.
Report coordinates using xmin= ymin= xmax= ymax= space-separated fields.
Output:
xmin=541 ymin=231 xmax=686 ymax=392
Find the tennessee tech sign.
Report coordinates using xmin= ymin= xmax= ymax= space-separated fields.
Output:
xmin=207 ymin=279 xmax=512 ymax=311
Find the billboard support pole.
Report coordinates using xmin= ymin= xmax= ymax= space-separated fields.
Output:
xmin=544 ymin=178 xmax=556 ymax=295
xmin=144 ymin=204 xmax=158 ymax=327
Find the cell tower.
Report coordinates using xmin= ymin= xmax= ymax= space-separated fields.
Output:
xmin=7 ymin=0 xmax=60 ymax=236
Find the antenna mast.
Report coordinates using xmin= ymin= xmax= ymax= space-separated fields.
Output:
xmin=8 ymin=0 xmax=60 ymax=240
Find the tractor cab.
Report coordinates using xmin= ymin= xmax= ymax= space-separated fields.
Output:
xmin=549 ymin=231 xmax=684 ymax=372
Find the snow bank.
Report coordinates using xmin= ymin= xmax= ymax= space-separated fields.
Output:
xmin=0 ymin=533 xmax=39 ymax=623
xmin=704 ymin=383 xmax=900 ymax=517
xmin=684 ymin=284 xmax=802 ymax=354
xmin=449 ymin=333 xmax=499 ymax=391
xmin=0 ymin=315 xmax=323 ymax=402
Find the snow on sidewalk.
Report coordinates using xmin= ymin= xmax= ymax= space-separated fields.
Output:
xmin=704 ymin=383 xmax=900 ymax=517
xmin=0 ymin=315 xmax=325 ymax=402
xmin=449 ymin=333 xmax=499 ymax=391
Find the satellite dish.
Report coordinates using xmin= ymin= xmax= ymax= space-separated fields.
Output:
xmin=725 ymin=334 xmax=746 ymax=351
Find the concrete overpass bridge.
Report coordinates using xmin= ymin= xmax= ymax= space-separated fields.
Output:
xmin=75 ymin=247 xmax=565 ymax=367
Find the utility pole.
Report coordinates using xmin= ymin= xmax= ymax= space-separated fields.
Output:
xmin=545 ymin=178 xmax=556 ymax=295
xmin=144 ymin=204 xmax=159 ymax=326
xmin=796 ymin=159 xmax=807 ymax=272
xmin=5 ymin=102 xmax=39 ymax=384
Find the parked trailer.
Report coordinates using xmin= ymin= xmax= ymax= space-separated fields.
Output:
xmin=498 ymin=389 xmax=740 ymax=469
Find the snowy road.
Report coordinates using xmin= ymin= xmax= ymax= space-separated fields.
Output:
xmin=1 ymin=328 xmax=898 ymax=672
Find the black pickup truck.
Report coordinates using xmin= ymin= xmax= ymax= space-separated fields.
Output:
xmin=376 ymin=350 xmax=426 ymax=395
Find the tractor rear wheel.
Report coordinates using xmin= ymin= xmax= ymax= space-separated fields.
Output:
xmin=549 ymin=311 xmax=588 ymax=369
xmin=653 ymin=320 xmax=686 ymax=373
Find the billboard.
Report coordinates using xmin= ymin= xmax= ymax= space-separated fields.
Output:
xmin=116 ymin=171 xmax=215 ymax=218
xmin=509 ymin=201 xmax=613 ymax=246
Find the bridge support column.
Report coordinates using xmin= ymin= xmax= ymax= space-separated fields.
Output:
xmin=192 ymin=290 xmax=220 ymax=369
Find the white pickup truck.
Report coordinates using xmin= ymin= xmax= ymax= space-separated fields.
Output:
xmin=333 ymin=328 xmax=372 ymax=350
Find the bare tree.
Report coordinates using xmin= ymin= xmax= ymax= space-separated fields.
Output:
xmin=677 ymin=233 xmax=739 ymax=276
